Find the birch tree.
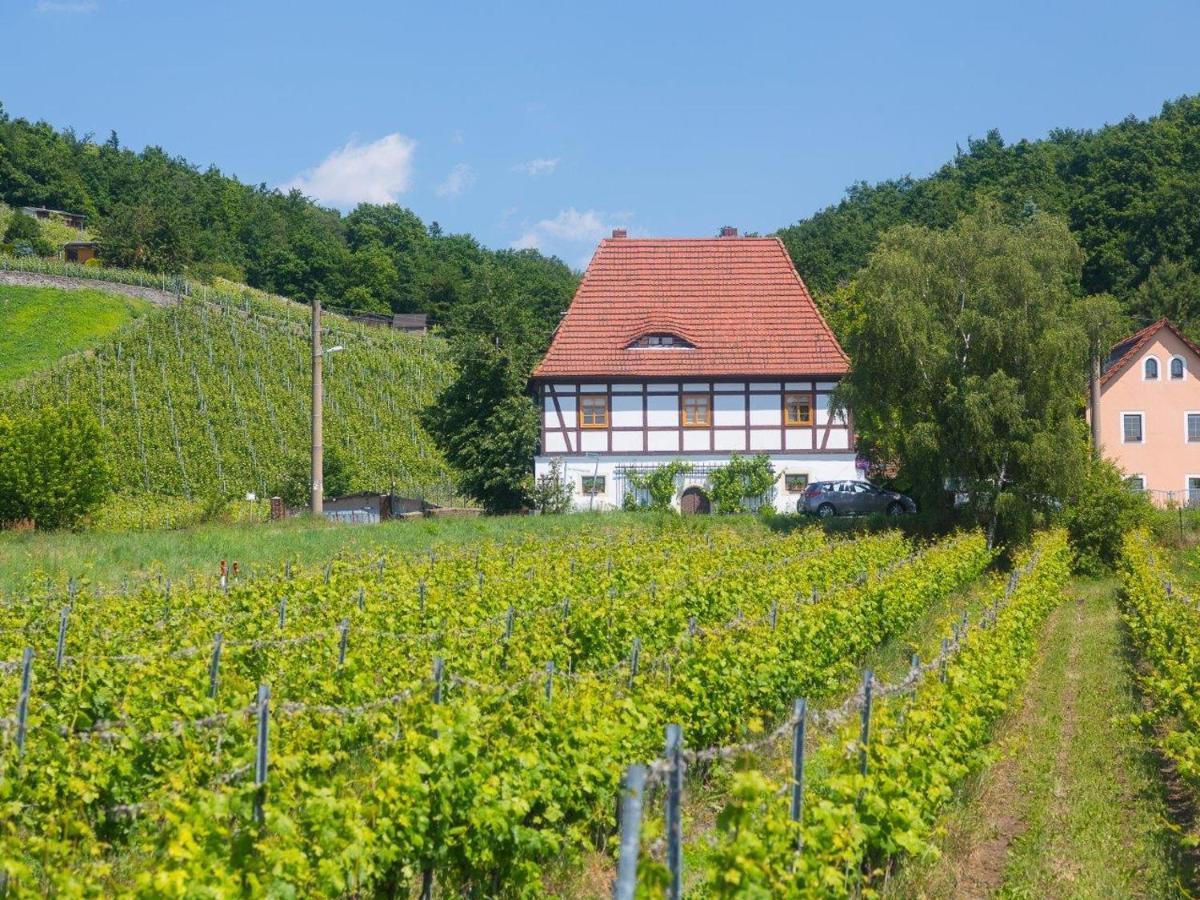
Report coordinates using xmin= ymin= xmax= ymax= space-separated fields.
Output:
xmin=837 ymin=205 xmax=1092 ymax=545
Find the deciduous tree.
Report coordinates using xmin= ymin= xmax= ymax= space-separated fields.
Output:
xmin=838 ymin=206 xmax=1093 ymax=545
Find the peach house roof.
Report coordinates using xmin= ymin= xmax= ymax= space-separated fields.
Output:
xmin=1101 ymin=318 xmax=1200 ymax=386
xmin=531 ymin=232 xmax=849 ymax=380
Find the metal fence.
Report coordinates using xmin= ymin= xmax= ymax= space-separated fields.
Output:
xmin=1134 ymin=488 xmax=1200 ymax=509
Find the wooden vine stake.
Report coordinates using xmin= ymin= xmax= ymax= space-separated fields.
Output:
xmin=55 ymin=608 xmax=69 ymax=667
xmin=338 ymin=619 xmax=350 ymax=667
xmin=421 ymin=657 xmax=445 ymax=900
xmin=612 ymin=764 xmax=647 ymax=900
xmin=790 ymin=698 xmax=807 ymax=852
xmin=208 ymin=632 xmax=223 ymax=699
xmin=253 ymin=684 xmax=270 ymax=825
xmin=859 ymin=670 xmax=873 ymax=775
xmin=628 ymin=638 xmax=641 ymax=689
xmin=665 ymin=723 xmax=684 ymax=900
xmin=15 ymin=648 xmax=33 ymax=760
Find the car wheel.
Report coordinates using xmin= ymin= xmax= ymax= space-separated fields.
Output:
xmin=817 ymin=503 xmax=836 ymax=519
xmin=887 ymin=502 xmax=905 ymax=517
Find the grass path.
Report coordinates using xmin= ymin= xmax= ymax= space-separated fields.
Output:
xmin=893 ymin=579 xmax=1185 ymax=899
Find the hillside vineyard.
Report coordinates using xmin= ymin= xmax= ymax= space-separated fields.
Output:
xmin=0 ymin=523 xmax=1001 ymax=894
xmin=0 ymin=285 xmax=455 ymax=501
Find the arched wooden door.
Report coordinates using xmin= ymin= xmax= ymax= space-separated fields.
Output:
xmin=680 ymin=486 xmax=711 ymax=515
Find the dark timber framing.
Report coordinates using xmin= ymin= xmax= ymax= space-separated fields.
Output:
xmin=534 ymin=378 xmax=853 ymax=458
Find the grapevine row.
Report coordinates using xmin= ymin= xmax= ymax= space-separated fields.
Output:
xmin=0 ymin=529 xmax=990 ymax=895
xmin=681 ymin=528 xmax=1070 ymax=896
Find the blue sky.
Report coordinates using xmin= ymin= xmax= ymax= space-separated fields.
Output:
xmin=3 ymin=1 xmax=1199 ymax=269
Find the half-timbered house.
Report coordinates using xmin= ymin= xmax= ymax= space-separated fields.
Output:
xmin=531 ymin=227 xmax=858 ymax=511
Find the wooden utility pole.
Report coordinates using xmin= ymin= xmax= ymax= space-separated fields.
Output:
xmin=311 ymin=294 xmax=323 ymax=516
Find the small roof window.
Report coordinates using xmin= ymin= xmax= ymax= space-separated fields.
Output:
xmin=627 ymin=332 xmax=695 ymax=349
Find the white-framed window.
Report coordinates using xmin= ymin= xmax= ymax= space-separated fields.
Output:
xmin=1125 ymin=474 xmax=1146 ymax=492
xmin=784 ymin=473 xmax=809 ymax=492
xmin=1171 ymin=356 xmax=1187 ymax=380
xmin=1188 ymin=476 xmax=1200 ymax=508
xmin=580 ymin=475 xmax=606 ymax=495
xmin=1144 ymin=356 xmax=1160 ymax=380
xmin=1187 ymin=412 xmax=1200 ymax=443
xmin=1122 ymin=412 xmax=1144 ymax=444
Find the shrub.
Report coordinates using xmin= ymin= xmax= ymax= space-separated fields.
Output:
xmin=1059 ymin=457 xmax=1151 ymax=574
xmin=0 ymin=404 xmax=109 ymax=529
xmin=271 ymin=445 xmax=352 ymax=510
xmin=707 ymin=453 xmax=776 ymax=513
xmin=2 ymin=212 xmax=53 ymax=255
xmin=626 ymin=460 xmax=692 ymax=512
xmin=531 ymin=458 xmax=573 ymax=514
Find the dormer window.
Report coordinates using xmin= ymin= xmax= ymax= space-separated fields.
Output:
xmin=1144 ymin=357 xmax=1159 ymax=380
xmin=627 ymin=333 xmax=695 ymax=350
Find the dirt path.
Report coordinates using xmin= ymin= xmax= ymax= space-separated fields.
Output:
xmin=893 ymin=580 xmax=1183 ymax=899
xmin=0 ymin=270 xmax=181 ymax=308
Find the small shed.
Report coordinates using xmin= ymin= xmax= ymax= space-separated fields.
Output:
xmin=21 ymin=207 xmax=87 ymax=230
xmin=391 ymin=313 xmax=428 ymax=334
xmin=322 ymin=492 xmax=394 ymax=524
xmin=64 ymin=241 xmax=99 ymax=264
xmin=320 ymin=492 xmax=434 ymax=524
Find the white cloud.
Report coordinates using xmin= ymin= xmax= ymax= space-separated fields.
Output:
xmin=511 ymin=207 xmax=624 ymax=253
xmin=281 ymin=133 xmax=416 ymax=207
xmin=435 ymin=163 xmax=476 ymax=198
xmin=513 ymin=157 xmax=560 ymax=177
xmin=35 ymin=0 xmax=97 ymax=11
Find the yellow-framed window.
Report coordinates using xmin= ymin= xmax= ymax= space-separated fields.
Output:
xmin=580 ymin=395 xmax=608 ymax=428
xmin=784 ymin=392 xmax=813 ymax=426
xmin=681 ymin=393 xmax=711 ymax=427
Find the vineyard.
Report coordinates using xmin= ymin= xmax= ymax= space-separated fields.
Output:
xmin=0 ymin=518 xmax=1094 ymax=897
xmin=0 ymin=259 xmax=458 ymax=502
xmin=1118 ymin=532 xmax=1200 ymax=796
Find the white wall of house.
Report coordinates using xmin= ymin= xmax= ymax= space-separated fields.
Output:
xmin=534 ymin=452 xmax=858 ymax=512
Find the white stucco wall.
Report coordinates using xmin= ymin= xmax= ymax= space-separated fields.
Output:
xmin=534 ymin=452 xmax=859 ymax=513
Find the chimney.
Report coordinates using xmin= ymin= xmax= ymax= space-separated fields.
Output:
xmin=718 ymin=226 xmax=738 ymax=238
xmin=611 ymin=228 xmax=627 ymax=239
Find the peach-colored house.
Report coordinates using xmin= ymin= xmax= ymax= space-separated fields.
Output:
xmin=1088 ymin=318 xmax=1200 ymax=505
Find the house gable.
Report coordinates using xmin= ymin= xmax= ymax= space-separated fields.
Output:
xmin=1101 ymin=318 xmax=1200 ymax=388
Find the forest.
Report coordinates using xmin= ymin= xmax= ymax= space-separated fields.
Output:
xmin=779 ymin=95 xmax=1200 ymax=335
xmin=5 ymin=96 xmax=1200 ymax=343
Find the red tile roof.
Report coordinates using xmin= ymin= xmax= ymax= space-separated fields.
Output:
xmin=532 ymin=235 xmax=849 ymax=380
xmin=1101 ymin=317 xmax=1200 ymax=386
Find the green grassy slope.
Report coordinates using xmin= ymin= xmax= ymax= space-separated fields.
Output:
xmin=0 ymin=284 xmax=150 ymax=383
xmin=0 ymin=284 xmax=457 ymax=501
